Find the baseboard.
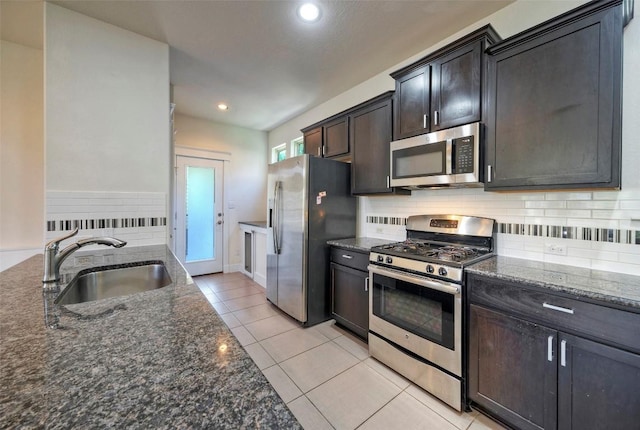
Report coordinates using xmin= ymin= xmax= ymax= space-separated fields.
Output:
xmin=224 ymin=263 xmax=243 ymax=273
xmin=254 ymin=272 xmax=267 ymax=289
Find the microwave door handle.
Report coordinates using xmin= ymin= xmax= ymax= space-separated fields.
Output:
xmin=445 ymin=140 xmax=453 ymax=175
xmin=368 ymin=265 xmax=460 ymax=295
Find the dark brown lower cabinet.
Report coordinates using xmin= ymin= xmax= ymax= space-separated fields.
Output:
xmin=558 ymin=333 xmax=640 ymax=430
xmin=469 ymin=304 xmax=640 ymax=430
xmin=330 ymin=247 xmax=369 ymax=340
xmin=469 ymin=305 xmax=557 ymax=430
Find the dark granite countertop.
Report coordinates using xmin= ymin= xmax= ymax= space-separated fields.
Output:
xmin=327 ymin=237 xmax=397 ymax=253
xmin=239 ymin=221 xmax=267 ymax=229
xmin=0 ymin=245 xmax=300 ymax=429
xmin=467 ymin=256 xmax=640 ymax=311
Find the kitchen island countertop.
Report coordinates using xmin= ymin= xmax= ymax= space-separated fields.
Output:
xmin=467 ymin=256 xmax=640 ymax=311
xmin=0 ymin=245 xmax=300 ymax=429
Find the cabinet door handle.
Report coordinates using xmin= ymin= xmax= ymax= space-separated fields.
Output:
xmin=317 ymin=146 xmax=321 ymax=156
xmin=341 ymin=254 xmax=353 ymax=259
xmin=364 ymin=276 xmax=369 ymax=292
xmin=547 ymin=335 xmax=554 ymax=362
xmin=423 ymin=114 xmax=428 ymax=129
xmin=386 ymin=175 xmax=390 ymax=189
xmin=434 ymin=110 xmax=439 ymax=126
xmin=487 ymin=165 xmax=493 ymax=183
xmin=543 ymin=303 xmax=574 ymax=315
xmin=560 ymin=339 xmax=567 ymax=367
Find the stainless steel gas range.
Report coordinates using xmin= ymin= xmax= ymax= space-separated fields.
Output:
xmin=368 ymin=214 xmax=495 ymax=411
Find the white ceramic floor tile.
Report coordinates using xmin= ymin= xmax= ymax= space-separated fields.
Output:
xmin=261 ymin=365 xmax=303 ymax=403
xmin=232 ymin=303 xmax=281 ymax=325
xmin=229 ymin=325 xmax=257 ymax=346
xmin=260 ymin=327 xmax=330 ymax=363
xmin=359 ymin=391 xmax=458 ymax=430
xmin=244 ymin=313 xmax=300 ymax=341
xmin=216 ymin=285 xmax=264 ymax=301
xmin=243 ymin=343 xmax=276 ymax=370
xmin=287 ymin=395 xmax=334 ymax=430
xmin=311 ymin=319 xmax=347 ymax=340
xmin=468 ymin=413 xmax=508 ymax=430
xmin=219 ymin=312 xmax=242 ymax=329
xmin=280 ymin=342 xmax=360 ymax=393
xmin=362 ymin=357 xmax=411 ymax=390
xmin=306 ymin=362 xmax=402 ymax=430
xmin=405 ymin=384 xmax=477 ymax=430
xmin=223 ymin=293 xmax=267 ymax=312
xmin=333 ymin=333 xmax=369 ymax=361
xmin=201 ymin=290 xmax=221 ymax=304
xmin=209 ymin=300 xmax=231 ymax=315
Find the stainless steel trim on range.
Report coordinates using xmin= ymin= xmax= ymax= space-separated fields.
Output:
xmin=406 ymin=214 xmax=494 ymax=238
xmin=390 ymin=122 xmax=482 ymax=189
xmin=368 ymin=264 xmax=463 ymax=410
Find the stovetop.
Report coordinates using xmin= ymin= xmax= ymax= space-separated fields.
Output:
xmin=368 ymin=215 xmax=496 ymax=282
xmin=372 ymin=239 xmax=491 ymax=266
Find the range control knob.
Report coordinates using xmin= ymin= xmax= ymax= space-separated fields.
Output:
xmin=426 ymin=265 xmax=435 ymax=274
xmin=377 ymin=255 xmax=384 ymax=263
xmin=438 ymin=267 xmax=448 ymax=277
xmin=386 ymin=256 xmax=393 ymax=264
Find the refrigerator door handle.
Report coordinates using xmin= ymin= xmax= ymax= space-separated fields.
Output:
xmin=273 ymin=181 xmax=281 ymax=254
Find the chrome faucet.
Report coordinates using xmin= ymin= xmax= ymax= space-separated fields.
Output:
xmin=43 ymin=227 xmax=127 ymax=284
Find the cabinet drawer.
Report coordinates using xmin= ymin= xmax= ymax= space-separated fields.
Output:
xmin=469 ymin=274 xmax=640 ymax=353
xmin=330 ymin=247 xmax=369 ymax=272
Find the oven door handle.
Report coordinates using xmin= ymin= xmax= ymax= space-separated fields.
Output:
xmin=368 ymin=265 xmax=460 ymax=295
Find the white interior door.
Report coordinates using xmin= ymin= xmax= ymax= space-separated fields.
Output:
xmin=175 ymin=156 xmax=224 ymax=275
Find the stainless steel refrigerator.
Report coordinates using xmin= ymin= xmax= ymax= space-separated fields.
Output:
xmin=267 ymin=154 xmax=356 ymax=326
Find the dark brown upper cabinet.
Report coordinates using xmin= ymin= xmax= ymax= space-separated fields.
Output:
xmin=303 ymin=126 xmax=323 ymax=157
xmin=350 ymin=92 xmax=403 ymax=195
xmin=301 ymin=92 xmax=409 ymax=195
xmin=391 ymin=25 xmax=500 ymax=141
xmin=302 ymin=115 xmax=350 ymax=161
xmin=323 ymin=116 xmax=350 ymax=158
xmin=485 ymin=0 xmax=629 ymax=191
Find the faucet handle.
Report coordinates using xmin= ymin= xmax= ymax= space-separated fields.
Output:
xmin=45 ymin=227 xmax=79 ymax=250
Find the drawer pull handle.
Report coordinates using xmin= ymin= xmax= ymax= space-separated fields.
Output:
xmin=547 ymin=335 xmax=554 ymax=362
xmin=543 ymin=303 xmax=574 ymax=314
xmin=560 ymin=340 xmax=567 ymax=367
xmin=341 ymin=254 xmax=353 ymax=259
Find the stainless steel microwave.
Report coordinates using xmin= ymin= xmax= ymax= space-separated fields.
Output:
xmin=390 ymin=122 xmax=482 ymax=189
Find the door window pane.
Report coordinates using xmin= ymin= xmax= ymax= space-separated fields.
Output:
xmin=186 ymin=166 xmax=215 ymax=262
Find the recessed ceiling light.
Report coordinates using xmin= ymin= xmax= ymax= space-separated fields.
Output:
xmin=217 ymin=103 xmax=228 ymax=111
xmin=298 ymin=3 xmax=321 ymax=22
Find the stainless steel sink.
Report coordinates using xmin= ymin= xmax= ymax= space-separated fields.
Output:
xmin=55 ymin=262 xmax=172 ymax=305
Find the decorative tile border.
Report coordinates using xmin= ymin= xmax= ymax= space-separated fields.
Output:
xmin=366 ymin=216 xmax=407 ymax=226
xmin=46 ymin=217 xmax=167 ymax=232
xmin=365 ymin=216 xmax=640 ymax=245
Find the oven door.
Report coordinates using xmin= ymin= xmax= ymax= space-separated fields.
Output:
xmin=368 ymin=264 xmax=462 ymax=376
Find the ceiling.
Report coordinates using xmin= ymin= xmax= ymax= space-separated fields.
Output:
xmin=6 ymin=1 xmax=514 ymax=131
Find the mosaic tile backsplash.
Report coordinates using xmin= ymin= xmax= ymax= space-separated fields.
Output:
xmin=46 ymin=191 xmax=168 ymax=250
xmin=361 ymin=188 xmax=640 ymax=276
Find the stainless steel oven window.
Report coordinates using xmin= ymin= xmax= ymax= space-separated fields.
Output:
xmin=371 ymin=272 xmax=455 ymax=350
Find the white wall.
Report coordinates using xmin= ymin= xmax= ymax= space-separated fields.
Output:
xmin=174 ymin=113 xmax=268 ymax=272
xmin=0 ymin=39 xmax=44 ymax=271
xmin=44 ymin=4 xmax=171 ymax=248
xmin=267 ymin=0 xmax=640 ymax=276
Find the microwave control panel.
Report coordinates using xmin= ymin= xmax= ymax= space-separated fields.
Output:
xmin=453 ymin=136 xmax=474 ymax=174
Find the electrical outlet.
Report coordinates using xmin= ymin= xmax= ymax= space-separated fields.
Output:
xmin=544 ymin=243 xmax=567 ymax=256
